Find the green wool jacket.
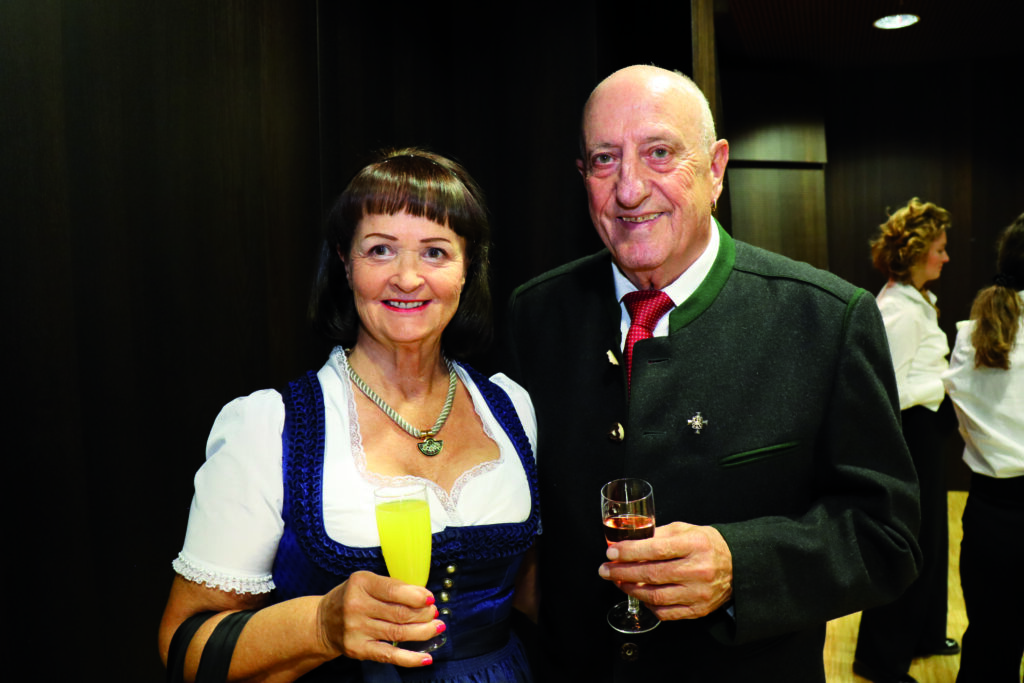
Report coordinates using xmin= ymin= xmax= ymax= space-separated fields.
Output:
xmin=503 ymin=225 xmax=921 ymax=683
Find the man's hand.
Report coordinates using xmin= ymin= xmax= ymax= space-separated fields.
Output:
xmin=599 ymin=522 xmax=733 ymax=621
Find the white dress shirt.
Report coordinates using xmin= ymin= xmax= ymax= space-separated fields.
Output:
xmin=876 ymin=281 xmax=949 ymax=411
xmin=942 ymin=312 xmax=1024 ymax=478
xmin=613 ymin=217 xmax=721 ymax=349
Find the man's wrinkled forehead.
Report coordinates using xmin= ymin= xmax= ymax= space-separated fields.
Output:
xmin=582 ymin=78 xmax=699 ymax=149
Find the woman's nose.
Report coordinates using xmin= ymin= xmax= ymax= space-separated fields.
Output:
xmin=391 ymin=253 xmax=424 ymax=289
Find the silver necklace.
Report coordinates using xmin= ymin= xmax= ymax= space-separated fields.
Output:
xmin=346 ymin=354 xmax=457 ymax=456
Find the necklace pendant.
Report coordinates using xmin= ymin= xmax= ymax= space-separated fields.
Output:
xmin=418 ymin=437 xmax=443 ymax=456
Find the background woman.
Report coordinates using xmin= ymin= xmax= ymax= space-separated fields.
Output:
xmin=158 ymin=149 xmax=540 ymax=682
xmin=854 ymin=197 xmax=958 ymax=683
xmin=942 ymin=214 xmax=1024 ymax=683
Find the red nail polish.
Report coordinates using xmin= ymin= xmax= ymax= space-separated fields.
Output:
xmin=425 ymin=595 xmax=436 ymax=606
xmin=421 ymin=655 xmax=433 ymax=666
xmin=436 ymin=621 xmax=447 ymax=634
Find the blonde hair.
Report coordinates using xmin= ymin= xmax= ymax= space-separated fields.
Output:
xmin=969 ymin=213 xmax=1024 ymax=369
xmin=870 ymin=197 xmax=952 ymax=285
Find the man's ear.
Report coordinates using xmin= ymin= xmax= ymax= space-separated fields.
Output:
xmin=710 ymin=139 xmax=729 ymax=200
xmin=576 ymin=158 xmax=586 ymax=179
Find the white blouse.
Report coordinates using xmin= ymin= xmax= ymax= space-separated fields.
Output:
xmin=172 ymin=347 xmax=538 ymax=594
xmin=942 ymin=315 xmax=1024 ymax=479
xmin=876 ymin=281 xmax=949 ymax=411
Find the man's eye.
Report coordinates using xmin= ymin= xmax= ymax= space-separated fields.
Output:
xmin=651 ymin=147 xmax=670 ymax=159
xmin=592 ymin=153 xmax=613 ymax=166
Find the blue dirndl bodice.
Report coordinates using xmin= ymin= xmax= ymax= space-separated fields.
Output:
xmin=272 ymin=364 xmax=540 ymax=682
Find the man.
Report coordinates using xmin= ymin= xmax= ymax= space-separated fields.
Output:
xmin=503 ymin=65 xmax=922 ymax=682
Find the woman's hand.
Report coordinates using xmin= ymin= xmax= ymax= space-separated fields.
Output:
xmin=316 ymin=570 xmax=444 ymax=667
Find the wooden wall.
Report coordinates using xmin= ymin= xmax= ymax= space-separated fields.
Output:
xmin=3 ymin=2 xmax=322 ymax=678
xmin=719 ymin=59 xmax=1024 ymax=489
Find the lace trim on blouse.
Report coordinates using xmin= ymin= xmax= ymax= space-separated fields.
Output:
xmin=172 ymin=552 xmax=275 ymax=595
xmin=280 ymin=359 xmax=540 ymax=578
xmin=335 ymin=348 xmax=504 ymax=523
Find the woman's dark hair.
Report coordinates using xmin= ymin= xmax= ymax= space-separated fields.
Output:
xmin=969 ymin=213 xmax=1024 ymax=369
xmin=309 ymin=148 xmax=492 ymax=359
xmin=869 ymin=197 xmax=952 ymax=286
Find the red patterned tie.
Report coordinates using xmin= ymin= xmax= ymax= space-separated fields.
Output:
xmin=623 ymin=290 xmax=674 ymax=389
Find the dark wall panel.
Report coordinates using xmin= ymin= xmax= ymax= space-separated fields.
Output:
xmin=3 ymin=2 xmax=321 ymax=678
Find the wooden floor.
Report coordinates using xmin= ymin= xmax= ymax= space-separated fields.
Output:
xmin=824 ymin=491 xmax=969 ymax=682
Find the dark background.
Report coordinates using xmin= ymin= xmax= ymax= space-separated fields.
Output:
xmin=3 ymin=1 xmax=1021 ymax=679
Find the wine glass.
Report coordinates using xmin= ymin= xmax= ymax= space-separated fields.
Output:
xmin=601 ymin=477 xmax=660 ymax=634
xmin=374 ymin=483 xmax=446 ymax=652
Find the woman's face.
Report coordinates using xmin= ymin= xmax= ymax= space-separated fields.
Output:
xmin=344 ymin=211 xmax=467 ymax=352
xmin=910 ymin=230 xmax=949 ymax=288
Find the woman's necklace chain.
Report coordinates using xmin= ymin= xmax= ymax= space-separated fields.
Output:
xmin=346 ymin=354 xmax=457 ymax=456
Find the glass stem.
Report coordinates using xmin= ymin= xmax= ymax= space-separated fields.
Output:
xmin=627 ymin=596 xmax=641 ymax=615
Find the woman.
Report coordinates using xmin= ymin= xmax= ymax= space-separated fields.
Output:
xmin=158 ymin=149 xmax=540 ymax=682
xmin=942 ymin=214 xmax=1024 ymax=683
xmin=854 ymin=197 xmax=958 ymax=683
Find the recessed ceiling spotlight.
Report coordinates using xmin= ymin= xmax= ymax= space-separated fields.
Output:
xmin=874 ymin=14 xmax=920 ymax=29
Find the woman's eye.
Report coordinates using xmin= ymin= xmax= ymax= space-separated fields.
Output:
xmin=367 ymin=244 xmax=391 ymax=257
xmin=425 ymin=247 xmax=448 ymax=260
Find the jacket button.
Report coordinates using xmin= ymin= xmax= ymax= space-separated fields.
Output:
xmin=620 ymin=642 xmax=639 ymax=661
xmin=608 ymin=423 xmax=625 ymax=442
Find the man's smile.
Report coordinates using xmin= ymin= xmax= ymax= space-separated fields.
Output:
xmin=620 ymin=212 xmax=664 ymax=225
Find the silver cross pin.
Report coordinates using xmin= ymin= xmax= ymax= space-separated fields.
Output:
xmin=687 ymin=412 xmax=709 ymax=434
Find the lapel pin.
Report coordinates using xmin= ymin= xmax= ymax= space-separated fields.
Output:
xmin=606 ymin=350 xmax=619 ymax=366
xmin=687 ymin=412 xmax=709 ymax=434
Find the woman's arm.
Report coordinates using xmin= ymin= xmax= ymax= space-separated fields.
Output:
xmin=158 ymin=572 xmax=443 ymax=683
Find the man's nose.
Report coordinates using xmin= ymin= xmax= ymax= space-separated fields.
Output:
xmin=615 ymin=156 xmax=649 ymax=207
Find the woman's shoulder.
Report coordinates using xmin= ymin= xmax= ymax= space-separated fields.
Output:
xmin=208 ymin=388 xmax=285 ymax=448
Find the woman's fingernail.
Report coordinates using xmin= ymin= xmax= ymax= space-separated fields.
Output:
xmin=421 ymin=655 xmax=433 ymax=666
xmin=433 ymin=606 xmax=440 ymax=618
xmin=425 ymin=595 xmax=436 ymax=606
xmin=436 ymin=621 xmax=447 ymax=634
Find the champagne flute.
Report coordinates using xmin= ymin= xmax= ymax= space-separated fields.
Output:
xmin=601 ymin=477 xmax=660 ymax=634
xmin=375 ymin=483 xmax=446 ymax=652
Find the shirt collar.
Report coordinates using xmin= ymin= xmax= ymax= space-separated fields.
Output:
xmin=612 ymin=218 xmax=721 ymax=306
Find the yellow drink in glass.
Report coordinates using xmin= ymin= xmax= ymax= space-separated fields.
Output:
xmin=376 ymin=496 xmax=432 ymax=586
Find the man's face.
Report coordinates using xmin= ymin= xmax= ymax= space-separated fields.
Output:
xmin=577 ymin=69 xmax=728 ymax=290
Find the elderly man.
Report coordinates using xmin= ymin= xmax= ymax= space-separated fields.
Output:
xmin=503 ymin=65 xmax=921 ymax=682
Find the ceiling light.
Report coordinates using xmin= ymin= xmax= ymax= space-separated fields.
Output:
xmin=874 ymin=14 xmax=920 ymax=29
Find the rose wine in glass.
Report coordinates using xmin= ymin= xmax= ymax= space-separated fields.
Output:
xmin=375 ymin=484 xmax=446 ymax=652
xmin=601 ymin=478 xmax=660 ymax=634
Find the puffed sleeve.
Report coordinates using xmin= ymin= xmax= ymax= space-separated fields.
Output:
xmin=489 ymin=372 xmax=538 ymax=460
xmin=171 ymin=389 xmax=286 ymax=594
